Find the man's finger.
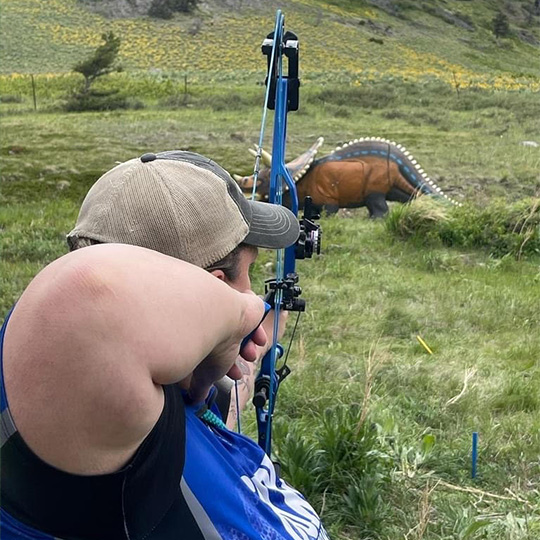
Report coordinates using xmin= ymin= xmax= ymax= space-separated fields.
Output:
xmin=251 ymin=325 xmax=267 ymax=347
xmin=226 ymin=362 xmax=243 ymax=380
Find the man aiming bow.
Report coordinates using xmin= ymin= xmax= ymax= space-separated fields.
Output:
xmin=0 ymin=151 xmax=330 ymax=539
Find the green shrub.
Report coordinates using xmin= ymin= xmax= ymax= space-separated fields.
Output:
xmin=206 ymin=92 xmax=256 ymax=111
xmin=386 ymin=197 xmax=540 ymax=259
xmin=492 ymin=11 xmax=511 ymax=39
xmin=274 ymin=404 xmax=392 ymax=536
xmin=440 ymin=198 xmax=540 ymax=258
xmin=0 ymin=94 xmax=23 ymax=103
xmin=385 ymin=197 xmax=449 ymax=241
xmin=308 ymin=80 xmax=458 ymax=111
xmin=158 ymin=93 xmax=189 ymax=108
xmin=64 ymin=90 xmax=144 ymax=112
xmin=308 ymin=83 xmax=399 ymax=110
xmin=148 ymin=0 xmax=174 ymax=19
xmin=148 ymin=0 xmax=198 ymax=19
xmin=334 ymin=106 xmax=351 ymax=118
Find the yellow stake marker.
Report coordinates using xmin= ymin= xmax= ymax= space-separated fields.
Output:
xmin=416 ymin=335 xmax=433 ymax=355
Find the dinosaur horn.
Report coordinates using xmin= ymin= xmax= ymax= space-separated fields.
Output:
xmin=260 ymin=148 xmax=272 ymax=167
xmin=248 ymin=146 xmax=272 ymax=167
xmin=232 ymin=174 xmax=244 ymax=182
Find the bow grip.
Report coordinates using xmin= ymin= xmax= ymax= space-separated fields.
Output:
xmin=253 ymin=344 xmax=284 ymax=408
xmin=240 ymin=301 xmax=271 ymax=352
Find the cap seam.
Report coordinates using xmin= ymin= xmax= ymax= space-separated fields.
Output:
xmin=82 ymin=161 xmax=138 ymax=236
xmin=149 ymin=163 xmax=187 ymax=259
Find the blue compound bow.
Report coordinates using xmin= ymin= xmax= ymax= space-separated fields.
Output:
xmin=250 ymin=11 xmax=322 ymax=459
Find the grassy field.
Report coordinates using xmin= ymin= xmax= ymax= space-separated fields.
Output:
xmin=1 ymin=0 xmax=540 ymax=538
xmin=2 ymin=81 xmax=539 ymax=539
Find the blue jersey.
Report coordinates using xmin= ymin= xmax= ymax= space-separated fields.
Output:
xmin=0 ymin=308 xmax=329 ymax=539
xmin=183 ymin=403 xmax=329 ymax=539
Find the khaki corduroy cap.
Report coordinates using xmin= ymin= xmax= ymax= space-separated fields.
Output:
xmin=67 ymin=151 xmax=300 ymax=268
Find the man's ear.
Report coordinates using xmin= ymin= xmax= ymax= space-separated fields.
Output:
xmin=209 ymin=269 xmax=226 ymax=281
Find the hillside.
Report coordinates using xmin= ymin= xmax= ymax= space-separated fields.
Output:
xmin=1 ymin=0 xmax=540 ymax=89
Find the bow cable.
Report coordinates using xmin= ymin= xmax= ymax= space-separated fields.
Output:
xmin=250 ymin=11 xmax=281 ymax=201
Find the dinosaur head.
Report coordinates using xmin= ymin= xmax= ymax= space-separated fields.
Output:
xmin=233 ymin=146 xmax=273 ymax=201
xmin=233 ymin=138 xmax=324 ymax=201
xmin=233 ymin=169 xmax=272 ymax=201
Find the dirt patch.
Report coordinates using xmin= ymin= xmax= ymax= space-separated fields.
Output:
xmin=79 ymin=0 xmax=153 ymax=18
xmin=79 ymin=0 xmax=275 ymax=18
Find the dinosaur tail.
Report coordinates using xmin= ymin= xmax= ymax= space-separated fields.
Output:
xmin=385 ymin=138 xmax=460 ymax=207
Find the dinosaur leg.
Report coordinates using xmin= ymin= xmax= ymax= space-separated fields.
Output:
xmin=387 ymin=187 xmax=415 ymax=203
xmin=365 ymin=192 xmax=389 ymax=218
xmin=322 ymin=204 xmax=340 ymax=215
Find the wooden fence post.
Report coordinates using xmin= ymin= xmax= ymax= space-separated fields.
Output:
xmin=31 ymin=74 xmax=37 ymax=111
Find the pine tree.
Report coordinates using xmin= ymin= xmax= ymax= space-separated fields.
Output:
xmin=492 ymin=11 xmax=510 ymax=39
xmin=66 ymin=32 xmax=128 ymax=111
xmin=73 ymin=32 xmax=121 ymax=94
xmin=148 ymin=0 xmax=198 ymax=20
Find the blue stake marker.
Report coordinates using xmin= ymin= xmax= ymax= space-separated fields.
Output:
xmin=471 ymin=431 xmax=478 ymax=479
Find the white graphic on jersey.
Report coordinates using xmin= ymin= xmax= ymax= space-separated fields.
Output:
xmin=241 ymin=454 xmax=330 ymax=540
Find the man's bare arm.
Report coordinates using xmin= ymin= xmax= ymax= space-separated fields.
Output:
xmin=3 ymin=244 xmax=265 ymax=474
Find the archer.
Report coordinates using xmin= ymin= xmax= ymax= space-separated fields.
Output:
xmin=1 ymin=151 xmax=328 ymax=539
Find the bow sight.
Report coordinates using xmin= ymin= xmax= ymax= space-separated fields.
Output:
xmin=264 ymin=197 xmax=322 ymax=313
xmin=297 ymin=197 xmax=322 ymax=260
xmin=251 ymin=11 xmax=322 ymax=458
xmin=260 ymin=21 xmax=321 ymax=314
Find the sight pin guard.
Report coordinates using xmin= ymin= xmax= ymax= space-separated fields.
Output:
xmin=262 ymin=30 xmax=300 ymax=112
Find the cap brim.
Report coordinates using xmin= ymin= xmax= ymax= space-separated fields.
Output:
xmin=243 ymin=200 xmax=300 ymax=249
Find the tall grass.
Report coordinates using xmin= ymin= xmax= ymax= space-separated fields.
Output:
xmin=386 ymin=197 xmax=540 ymax=259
